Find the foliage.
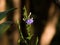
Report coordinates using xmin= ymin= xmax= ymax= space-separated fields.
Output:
xmin=0 ymin=7 xmax=38 ymax=45
xmin=0 ymin=8 xmax=16 ymax=37
xmin=20 ymin=6 xmax=38 ymax=45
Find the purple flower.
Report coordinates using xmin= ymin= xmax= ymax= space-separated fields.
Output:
xmin=26 ymin=18 xmax=34 ymax=24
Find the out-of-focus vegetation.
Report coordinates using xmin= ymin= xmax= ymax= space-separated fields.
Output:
xmin=0 ymin=8 xmax=16 ymax=36
xmin=0 ymin=8 xmax=20 ymax=45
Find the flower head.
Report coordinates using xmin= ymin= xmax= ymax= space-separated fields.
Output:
xmin=26 ymin=18 xmax=34 ymax=24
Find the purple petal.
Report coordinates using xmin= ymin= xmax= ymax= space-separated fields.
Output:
xmin=26 ymin=18 xmax=34 ymax=24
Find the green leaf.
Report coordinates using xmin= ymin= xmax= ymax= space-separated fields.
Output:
xmin=36 ymin=36 xmax=38 ymax=45
xmin=0 ymin=21 xmax=11 ymax=36
xmin=18 ymin=39 xmax=20 ymax=43
xmin=23 ymin=6 xmax=28 ymax=18
xmin=0 ymin=8 xmax=17 ymax=20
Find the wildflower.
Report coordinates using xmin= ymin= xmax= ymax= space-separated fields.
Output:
xmin=26 ymin=18 xmax=34 ymax=24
